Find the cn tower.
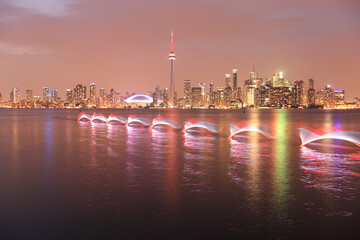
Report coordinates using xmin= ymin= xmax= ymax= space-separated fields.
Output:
xmin=169 ymin=30 xmax=176 ymax=106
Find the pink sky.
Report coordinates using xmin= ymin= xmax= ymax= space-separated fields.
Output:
xmin=0 ymin=0 xmax=359 ymax=100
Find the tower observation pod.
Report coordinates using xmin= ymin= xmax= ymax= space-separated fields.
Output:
xmin=169 ymin=30 xmax=176 ymax=107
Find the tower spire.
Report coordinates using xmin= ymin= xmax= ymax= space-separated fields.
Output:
xmin=168 ymin=29 xmax=176 ymax=107
xmin=171 ymin=29 xmax=174 ymax=54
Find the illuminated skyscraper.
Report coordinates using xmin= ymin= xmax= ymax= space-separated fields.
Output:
xmin=334 ymin=90 xmax=345 ymax=105
xmin=43 ymin=87 xmax=50 ymax=101
xmin=10 ymin=86 xmax=20 ymax=103
xmin=184 ymin=80 xmax=191 ymax=105
xmin=308 ymin=79 xmax=314 ymax=89
xmin=26 ymin=89 xmax=33 ymax=102
xmin=293 ymin=80 xmax=305 ymax=107
xmin=73 ymin=84 xmax=86 ymax=105
xmin=199 ymin=82 xmax=205 ymax=105
xmin=51 ymin=89 xmax=58 ymax=102
xmin=324 ymin=85 xmax=334 ymax=108
xmin=66 ymin=89 xmax=72 ymax=103
xmin=209 ymin=82 xmax=214 ymax=93
xmin=191 ymin=87 xmax=202 ymax=108
xmin=272 ymin=73 xmax=279 ymax=87
xmin=90 ymin=83 xmax=96 ymax=104
xmin=225 ymin=74 xmax=231 ymax=87
xmin=232 ymin=69 xmax=238 ymax=89
xmin=169 ymin=30 xmax=176 ymax=106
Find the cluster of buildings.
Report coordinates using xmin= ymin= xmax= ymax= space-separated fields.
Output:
xmin=0 ymin=69 xmax=357 ymax=109
xmin=172 ymin=69 xmax=356 ymax=109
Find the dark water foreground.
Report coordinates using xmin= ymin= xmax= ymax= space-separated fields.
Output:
xmin=0 ymin=109 xmax=360 ymax=239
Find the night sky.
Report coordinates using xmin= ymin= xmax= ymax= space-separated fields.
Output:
xmin=0 ymin=0 xmax=359 ymax=99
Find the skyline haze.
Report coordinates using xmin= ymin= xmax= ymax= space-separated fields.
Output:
xmin=0 ymin=0 xmax=359 ymax=99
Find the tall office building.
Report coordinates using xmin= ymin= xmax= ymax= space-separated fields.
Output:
xmin=168 ymin=30 xmax=176 ymax=106
xmin=184 ymin=80 xmax=191 ymax=105
xmin=293 ymin=80 xmax=305 ymax=107
xmin=43 ymin=87 xmax=50 ymax=101
xmin=225 ymin=74 xmax=231 ymax=87
xmin=51 ymin=89 xmax=58 ymax=102
xmin=199 ymin=83 xmax=205 ymax=105
xmin=334 ymin=90 xmax=345 ymax=105
xmin=308 ymin=79 xmax=314 ymax=89
xmin=26 ymin=89 xmax=33 ymax=102
xmin=277 ymin=72 xmax=285 ymax=87
xmin=209 ymin=82 xmax=214 ymax=93
xmin=10 ymin=86 xmax=20 ymax=103
xmin=324 ymin=85 xmax=334 ymax=108
xmin=191 ymin=87 xmax=202 ymax=108
xmin=232 ymin=69 xmax=238 ymax=89
xmin=272 ymin=73 xmax=279 ymax=87
xmin=73 ymin=84 xmax=86 ymax=104
xmin=89 ymin=83 xmax=96 ymax=104
xmin=66 ymin=89 xmax=73 ymax=103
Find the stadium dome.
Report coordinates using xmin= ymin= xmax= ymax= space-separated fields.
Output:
xmin=125 ymin=94 xmax=153 ymax=104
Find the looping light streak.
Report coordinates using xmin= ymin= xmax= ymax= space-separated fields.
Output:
xmin=127 ymin=116 xmax=151 ymax=127
xmin=78 ymin=113 xmax=92 ymax=122
xmin=298 ymin=128 xmax=360 ymax=147
xmin=229 ymin=124 xmax=273 ymax=139
xmin=91 ymin=113 xmax=108 ymax=123
xmin=152 ymin=119 xmax=181 ymax=129
xmin=107 ymin=114 xmax=127 ymax=125
xmin=184 ymin=121 xmax=219 ymax=133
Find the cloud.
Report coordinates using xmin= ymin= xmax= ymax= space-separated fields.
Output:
xmin=0 ymin=42 xmax=54 ymax=56
xmin=2 ymin=0 xmax=75 ymax=17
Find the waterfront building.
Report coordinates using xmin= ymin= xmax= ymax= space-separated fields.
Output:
xmin=184 ymin=80 xmax=191 ymax=106
xmin=199 ymin=83 xmax=205 ymax=105
xmin=26 ymin=89 xmax=33 ymax=103
xmin=161 ymin=88 xmax=169 ymax=107
xmin=73 ymin=84 xmax=86 ymax=105
xmin=43 ymin=87 xmax=50 ymax=101
xmin=66 ymin=89 xmax=72 ymax=103
xmin=334 ymin=90 xmax=345 ymax=106
xmin=225 ymin=74 xmax=231 ymax=88
xmin=315 ymin=90 xmax=325 ymax=106
xmin=10 ymin=86 xmax=20 ymax=104
xmin=293 ymin=80 xmax=305 ymax=107
xmin=89 ymin=83 xmax=96 ymax=105
xmin=308 ymin=78 xmax=314 ymax=89
xmin=191 ymin=87 xmax=202 ymax=108
xmin=51 ymin=89 xmax=58 ymax=102
xmin=324 ymin=85 xmax=335 ymax=108
xmin=272 ymin=73 xmax=279 ymax=87
xmin=224 ymin=86 xmax=232 ymax=107
xmin=232 ymin=69 xmax=238 ymax=89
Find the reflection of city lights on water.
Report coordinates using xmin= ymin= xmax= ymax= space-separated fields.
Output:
xmin=300 ymin=146 xmax=360 ymax=200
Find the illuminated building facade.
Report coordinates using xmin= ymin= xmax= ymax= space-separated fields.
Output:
xmin=89 ymin=83 xmax=96 ymax=105
xmin=191 ymin=87 xmax=202 ymax=108
xmin=232 ymin=69 xmax=238 ymax=89
xmin=293 ymin=80 xmax=305 ymax=107
xmin=26 ymin=89 xmax=33 ymax=103
xmin=184 ymin=80 xmax=191 ymax=106
xmin=334 ymin=90 xmax=345 ymax=106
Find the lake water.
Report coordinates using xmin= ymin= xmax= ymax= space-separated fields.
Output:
xmin=0 ymin=109 xmax=359 ymax=239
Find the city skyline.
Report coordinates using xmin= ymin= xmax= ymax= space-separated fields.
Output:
xmin=0 ymin=0 xmax=359 ymax=99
